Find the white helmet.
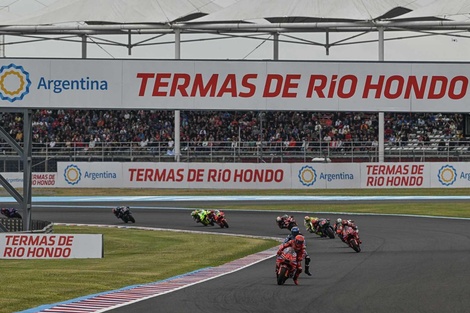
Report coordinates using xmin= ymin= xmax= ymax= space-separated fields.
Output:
xmin=336 ymin=218 xmax=342 ymax=224
xmin=276 ymin=216 xmax=282 ymax=222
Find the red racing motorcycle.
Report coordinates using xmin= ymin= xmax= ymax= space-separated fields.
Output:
xmin=276 ymin=247 xmax=298 ymax=285
xmin=343 ymin=226 xmax=362 ymax=253
xmin=213 ymin=210 xmax=229 ymax=228
xmin=276 ymin=215 xmax=298 ymax=230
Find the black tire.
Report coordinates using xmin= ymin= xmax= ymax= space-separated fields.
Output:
xmin=223 ymin=221 xmax=229 ymax=228
xmin=13 ymin=213 xmax=22 ymax=219
xmin=277 ymin=267 xmax=288 ymax=285
xmin=326 ymin=227 xmax=335 ymax=239
xmin=350 ymin=239 xmax=361 ymax=253
xmin=128 ymin=215 xmax=136 ymax=223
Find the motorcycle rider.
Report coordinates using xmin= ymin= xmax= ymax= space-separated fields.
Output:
xmin=283 ymin=226 xmax=312 ymax=276
xmin=334 ymin=218 xmax=361 ymax=243
xmin=276 ymin=214 xmax=292 ymax=228
xmin=198 ymin=209 xmax=214 ymax=226
xmin=304 ymin=215 xmax=320 ymax=234
xmin=213 ymin=209 xmax=224 ymax=224
xmin=277 ymin=234 xmax=306 ymax=285
xmin=1 ymin=207 xmax=21 ymax=218
xmin=191 ymin=209 xmax=203 ymax=223
xmin=112 ymin=206 xmax=129 ymax=219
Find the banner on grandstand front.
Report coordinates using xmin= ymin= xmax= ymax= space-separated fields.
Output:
xmin=54 ymin=162 xmax=470 ymax=189
xmin=0 ymin=233 xmax=103 ymax=259
xmin=1 ymin=59 xmax=469 ymax=112
xmin=0 ymin=173 xmax=57 ymax=188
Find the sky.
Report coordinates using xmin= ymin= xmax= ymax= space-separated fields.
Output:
xmin=0 ymin=0 xmax=469 ymax=62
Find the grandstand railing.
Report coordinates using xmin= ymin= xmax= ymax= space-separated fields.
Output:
xmin=1 ymin=140 xmax=469 ymax=172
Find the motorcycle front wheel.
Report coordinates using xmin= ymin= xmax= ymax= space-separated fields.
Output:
xmin=128 ymin=215 xmax=136 ymax=223
xmin=350 ymin=239 xmax=361 ymax=253
xmin=277 ymin=267 xmax=289 ymax=285
xmin=325 ymin=227 xmax=335 ymax=239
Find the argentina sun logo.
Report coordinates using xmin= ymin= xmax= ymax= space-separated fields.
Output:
xmin=298 ymin=165 xmax=317 ymax=187
xmin=0 ymin=64 xmax=31 ymax=102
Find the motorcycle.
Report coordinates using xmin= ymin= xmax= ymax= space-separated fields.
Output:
xmin=317 ymin=218 xmax=335 ymax=239
xmin=0 ymin=207 xmax=22 ymax=219
xmin=343 ymin=225 xmax=362 ymax=253
xmin=114 ymin=206 xmax=136 ymax=223
xmin=276 ymin=215 xmax=297 ymax=230
xmin=192 ymin=209 xmax=215 ymax=226
xmin=276 ymin=247 xmax=298 ymax=285
xmin=305 ymin=218 xmax=335 ymax=238
xmin=213 ymin=210 xmax=229 ymax=228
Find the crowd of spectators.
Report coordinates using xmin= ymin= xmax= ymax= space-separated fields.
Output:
xmin=0 ymin=110 xmax=468 ymax=154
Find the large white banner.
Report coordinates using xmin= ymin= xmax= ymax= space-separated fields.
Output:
xmin=1 ymin=59 xmax=468 ymax=112
xmin=54 ymin=162 xmax=470 ymax=189
xmin=0 ymin=234 xmax=103 ymax=259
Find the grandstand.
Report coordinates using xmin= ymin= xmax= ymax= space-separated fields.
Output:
xmin=1 ymin=110 xmax=469 ymax=172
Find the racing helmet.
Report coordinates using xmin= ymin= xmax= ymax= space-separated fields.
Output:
xmin=291 ymin=226 xmax=300 ymax=237
xmin=276 ymin=216 xmax=282 ymax=222
xmin=304 ymin=215 xmax=310 ymax=221
xmin=337 ymin=218 xmax=342 ymax=224
xmin=294 ymin=235 xmax=305 ymax=248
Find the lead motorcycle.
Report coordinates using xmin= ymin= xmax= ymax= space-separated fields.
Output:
xmin=113 ymin=206 xmax=136 ymax=223
xmin=213 ymin=210 xmax=229 ymax=228
xmin=276 ymin=247 xmax=298 ymax=285
xmin=276 ymin=215 xmax=298 ymax=230
xmin=0 ymin=207 xmax=22 ymax=219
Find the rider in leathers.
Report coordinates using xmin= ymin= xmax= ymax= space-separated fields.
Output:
xmin=334 ymin=218 xmax=361 ymax=243
xmin=283 ymin=226 xmax=311 ymax=276
xmin=277 ymin=234 xmax=306 ymax=285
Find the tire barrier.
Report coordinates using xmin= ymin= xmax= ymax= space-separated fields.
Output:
xmin=0 ymin=218 xmax=53 ymax=233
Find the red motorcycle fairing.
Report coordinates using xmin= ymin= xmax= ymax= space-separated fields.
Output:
xmin=276 ymin=247 xmax=298 ymax=285
xmin=343 ymin=226 xmax=361 ymax=253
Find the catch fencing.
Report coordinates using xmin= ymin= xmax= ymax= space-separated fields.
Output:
xmin=1 ymin=139 xmax=469 ymax=172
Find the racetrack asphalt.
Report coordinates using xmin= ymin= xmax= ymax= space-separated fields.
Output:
xmin=16 ymin=197 xmax=470 ymax=313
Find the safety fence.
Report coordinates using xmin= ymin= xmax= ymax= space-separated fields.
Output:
xmin=1 ymin=139 xmax=470 ymax=172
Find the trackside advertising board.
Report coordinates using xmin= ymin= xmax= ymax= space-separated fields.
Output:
xmin=53 ymin=162 xmax=470 ymax=189
xmin=0 ymin=234 xmax=103 ymax=259
xmin=1 ymin=59 xmax=470 ymax=112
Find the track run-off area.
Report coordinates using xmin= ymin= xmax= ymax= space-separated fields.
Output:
xmin=4 ymin=195 xmax=470 ymax=313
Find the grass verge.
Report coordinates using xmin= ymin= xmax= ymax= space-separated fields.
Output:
xmin=1 ymin=226 xmax=279 ymax=313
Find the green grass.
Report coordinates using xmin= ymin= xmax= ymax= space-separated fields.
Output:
xmin=1 ymin=226 xmax=279 ymax=313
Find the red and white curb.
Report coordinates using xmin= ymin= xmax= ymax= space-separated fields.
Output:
xmin=21 ymin=224 xmax=279 ymax=313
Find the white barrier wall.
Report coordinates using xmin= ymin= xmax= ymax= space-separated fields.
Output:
xmin=1 ymin=162 xmax=468 ymax=189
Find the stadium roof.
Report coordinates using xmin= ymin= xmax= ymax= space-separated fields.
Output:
xmin=2 ymin=0 xmax=222 ymax=25
xmin=0 ymin=0 xmax=469 ymax=32
xmin=0 ymin=0 xmax=470 ymax=57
